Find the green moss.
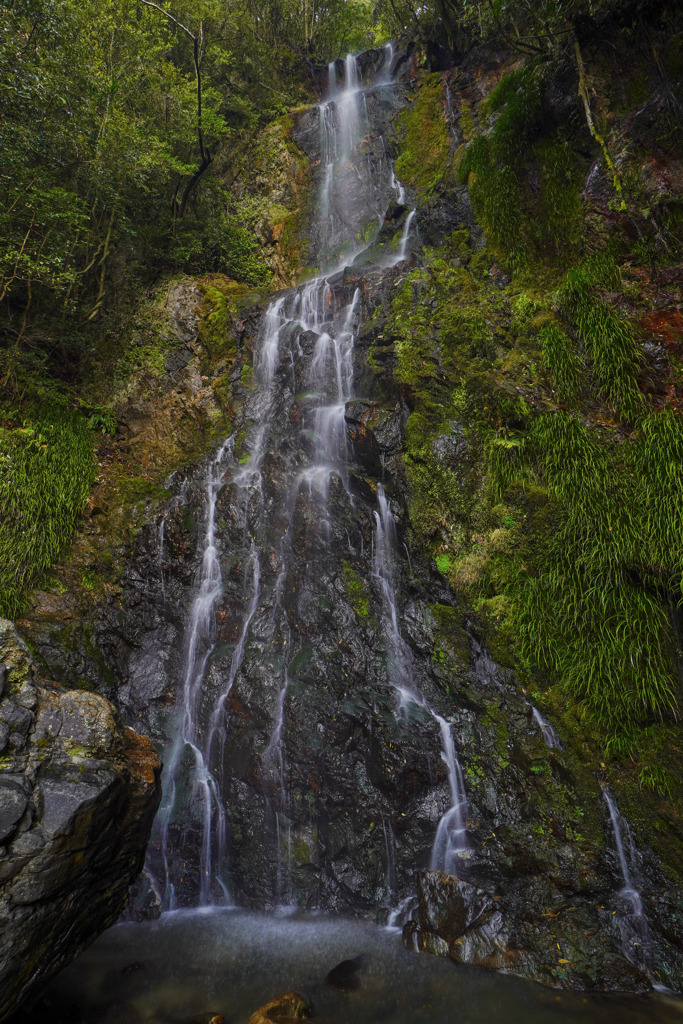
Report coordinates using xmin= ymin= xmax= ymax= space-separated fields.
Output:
xmin=79 ymin=567 xmax=97 ymax=590
xmin=200 ymin=282 xmax=239 ymax=359
xmin=458 ymin=99 xmax=476 ymax=141
xmin=342 ymin=561 xmax=371 ymax=618
xmin=66 ymin=743 xmax=90 ymax=759
xmin=395 ymin=74 xmax=451 ymax=195
xmin=240 ymin=361 xmax=254 ymax=389
xmin=233 ymin=423 xmax=250 ymax=460
xmin=435 ymin=553 xmax=451 ymax=575
xmin=291 ymin=836 xmax=312 ymax=865
xmin=114 ymin=475 xmax=169 ymax=505
xmin=458 ymin=65 xmax=585 ymax=272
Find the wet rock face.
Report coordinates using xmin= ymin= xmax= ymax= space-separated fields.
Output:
xmin=26 ymin=257 xmax=681 ymax=992
xmin=408 ymin=869 xmax=653 ymax=993
xmin=0 ymin=619 xmax=161 ymax=1021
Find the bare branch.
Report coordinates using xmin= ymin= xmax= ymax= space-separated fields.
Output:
xmin=136 ymin=0 xmax=195 ymax=41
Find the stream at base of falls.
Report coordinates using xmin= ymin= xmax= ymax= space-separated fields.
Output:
xmin=25 ymin=911 xmax=683 ymax=1024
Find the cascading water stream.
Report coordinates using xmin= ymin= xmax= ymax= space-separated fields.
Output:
xmin=372 ymin=484 xmax=469 ymax=877
xmin=156 ymin=437 xmax=233 ymax=908
xmin=151 ymin=50 xmax=422 ymax=911
xmin=601 ymin=786 xmax=651 ymax=970
xmin=154 ymin=287 xmax=286 ymax=908
xmin=260 ymin=283 xmax=361 ymax=896
xmin=531 ymin=706 xmax=561 ymax=748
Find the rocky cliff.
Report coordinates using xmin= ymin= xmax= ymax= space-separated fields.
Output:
xmin=0 ymin=619 xmax=161 ymax=1021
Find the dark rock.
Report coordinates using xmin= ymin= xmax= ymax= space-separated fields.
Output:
xmin=416 ymin=870 xmax=494 ymax=943
xmin=416 ymin=186 xmax=484 ymax=249
xmin=431 ymin=425 xmax=467 ymax=469
xmin=0 ymin=778 xmax=30 ymax=845
xmin=325 ymin=953 xmax=367 ymax=990
xmin=0 ymin=618 xmax=161 ymax=1022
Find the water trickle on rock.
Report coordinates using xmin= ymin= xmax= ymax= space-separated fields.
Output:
xmin=601 ymin=786 xmax=651 ymax=972
xmin=531 ymin=706 xmax=561 ymax=749
xmin=157 ymin=438 xmax=234 ymax=908
xmin=372 ymin=484 xmax=469 ymax=878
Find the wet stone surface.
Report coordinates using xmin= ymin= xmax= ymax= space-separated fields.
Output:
xmin=0 ymin=619 xmax=161 ymax=1020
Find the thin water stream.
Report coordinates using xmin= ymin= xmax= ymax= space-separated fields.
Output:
xmin=372 ymin=484 xmax=469 ymax=878
xmin=601 ymin=787 xmax=652 ymax=976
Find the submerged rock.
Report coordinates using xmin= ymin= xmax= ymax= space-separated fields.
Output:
xmin=325 ymin=953 xmax=368 ymax=990
xmin=246 ymin=991 xmax=311 ymax=1024
xmin=0 ymin=619 xmax=161 ymax=1021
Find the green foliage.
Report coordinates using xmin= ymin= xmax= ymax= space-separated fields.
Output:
xmin=512 ymin=412 xmax=681 ymax=745
xmin=539 ymin=323 xmax=582 ymax=401
xmin=487 ymin=435 xmax=532 ymax=501
xmin=385 ymin=124 xmax=680 ymax=751
xmin=170 ymin=208 xmax=271 ymax=285
xmin=558 ymin=254 xmax=645 ymax=421
xmin=458 ymin=64 xmax=585 ymax=270
xmin=457 ymin=65 xmax=543 ymax=268
xmin=0 ymin=403 xmax=95 ymax=618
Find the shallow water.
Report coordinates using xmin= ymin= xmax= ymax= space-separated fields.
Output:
xmin=32 ymin=910 xmax=683 ymax=1024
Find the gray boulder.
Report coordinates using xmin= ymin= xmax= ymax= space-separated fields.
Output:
xmin=0 ymin=619 xmax=161 ymax=1021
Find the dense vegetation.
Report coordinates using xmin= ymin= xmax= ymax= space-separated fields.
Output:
xmin=382 ymin=1 xmax=682 ymax=768
xmin=0 ymin=0 xmax=386 ymax=614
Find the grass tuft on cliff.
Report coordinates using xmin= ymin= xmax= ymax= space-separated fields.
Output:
xmin=0 ymin=403 xmax=95 ymax=619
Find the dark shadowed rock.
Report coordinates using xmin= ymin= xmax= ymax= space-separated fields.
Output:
xmin=324 ymin=953 xmax=368 ymax=990
xmin=416 ymin=870 xmax=494 ymax=943
xmin=0 ymin=619 xmax=161 ymax=1022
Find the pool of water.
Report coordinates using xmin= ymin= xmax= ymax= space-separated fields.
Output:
xmin=24 ymin=910 xmax=683 ymax=1024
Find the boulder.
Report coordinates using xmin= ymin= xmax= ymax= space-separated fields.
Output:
xmin=246 ymin=991 xmax=311 ymax=1024
xmin=325 ymin=953 xmax=367 ymax=990
xmin=416 ymin=870 xmax=494 ymax=943
xmin=0 ymin=619 xmax=161 ymax=1021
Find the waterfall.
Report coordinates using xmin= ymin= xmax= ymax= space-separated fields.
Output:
xmin=149 ymin=48 xmax=423 ymax=911
xmin=531 ymin=706 xmax=561 ymax=748
xmin=156 ymin=438 xmax=234 ymax=908
xmin=601 ymin=786 xmax=651 ymax=971
xmin=372 ymin=484 xmax=469 ymax=876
